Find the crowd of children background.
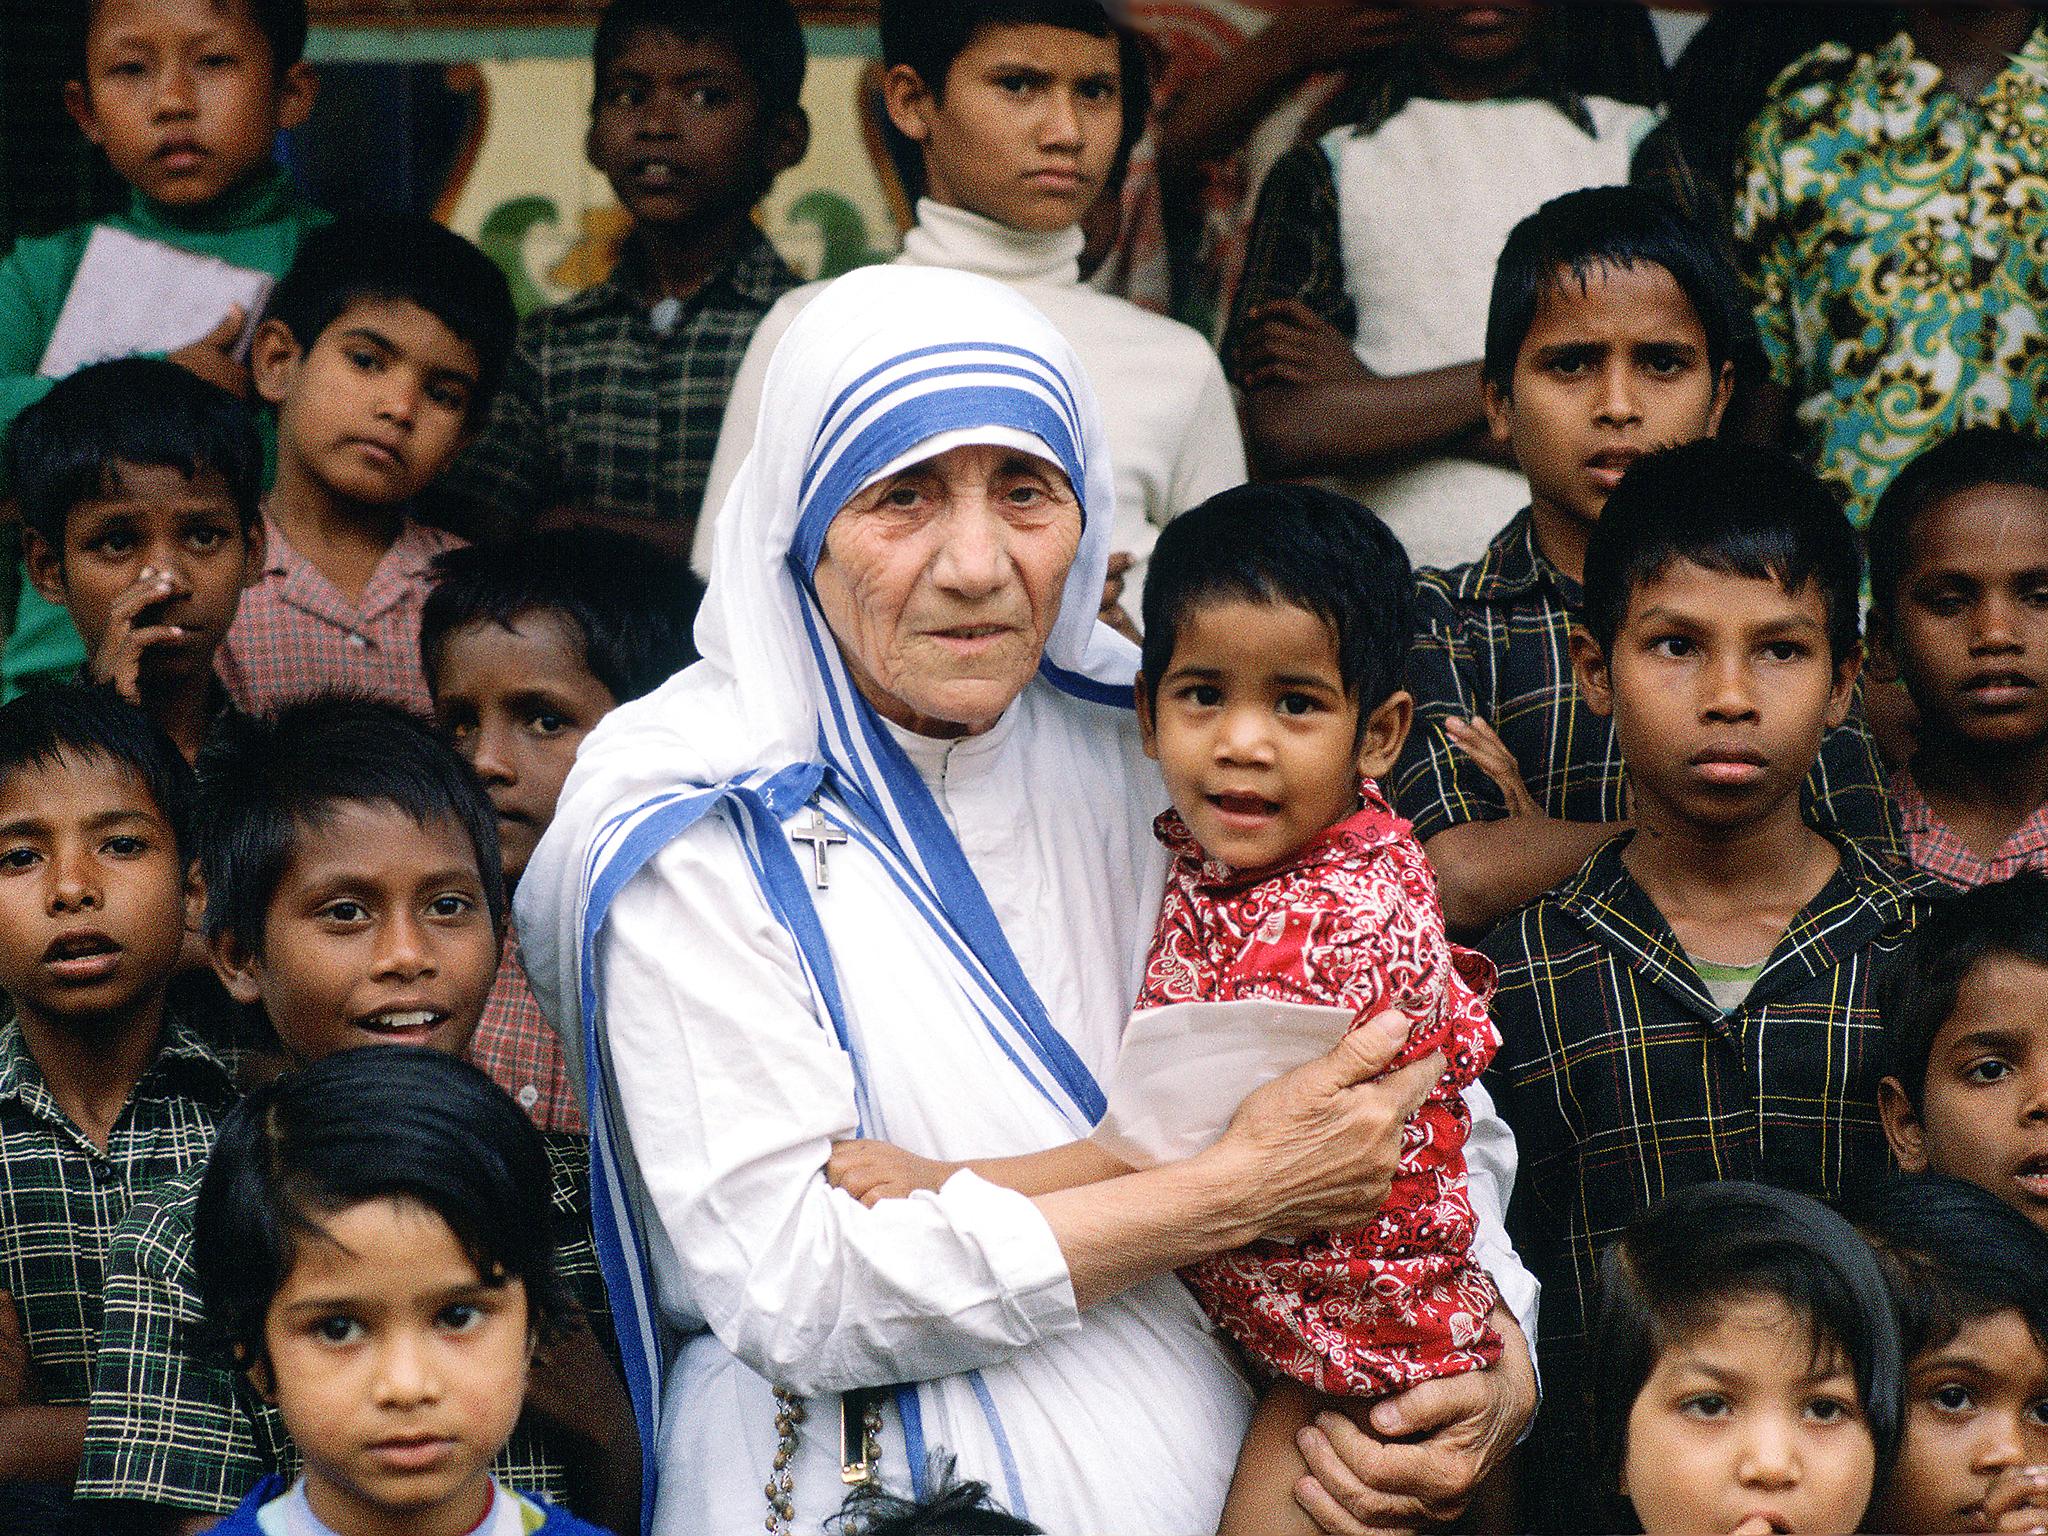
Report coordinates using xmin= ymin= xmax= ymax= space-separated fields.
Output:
xmin=4 ymin=0 xmax=2048 ymax=1533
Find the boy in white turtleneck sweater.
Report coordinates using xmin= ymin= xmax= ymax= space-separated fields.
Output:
xmin=696 ymin=0 xmax=1246 ymax=632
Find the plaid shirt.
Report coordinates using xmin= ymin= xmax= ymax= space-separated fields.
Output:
xmin=76 ymin=1134 xmax=606 ymax=1516
xmin=0 ymin=1015 xmax=235 ymax=1407
xmin=1892 ymin=767 xmax=2048 ymax=889
xmin=472 ymin=926 xmax=580 ymax=1133
xmin=436 ymin=230 xmax=797 ymax=537
xmin=1392 ymin=510 xmax=1904 ymax=856
xmin=215 ymin=512 xmax=462 ymax=719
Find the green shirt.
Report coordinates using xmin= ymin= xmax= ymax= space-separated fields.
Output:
xmin=0 ymin=165 xmax=329 ymax=695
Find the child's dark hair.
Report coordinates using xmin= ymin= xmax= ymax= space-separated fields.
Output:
xmin=7 ymin=358 xmax=262 ymax=548
xmin=1856 ymin=1174 xmax=2048 ymax=1366
xmin=831 ymin=1463 xmax=1041 ymax=1535
xmin=1867 ymin=428 xmax=2048 ymax=623
xmin=195 ymin=695 xmax=504 ymax=951
xmin=192 ymin=1046 xmax=573 ymax=1372
xmin=262 ymin=216 xmax=517 ymax=411
xmin=593 ymin=0 xmax=808 ymax=122
xmin=1140 ymin=485 xmax=1414 ymax=726
xmin=880 ymin=0 xmax=1151 ymax=156
xmin=1580 ymin=440 xmax=1862 ymax=664
xmin=81 ymin=0 xmax=308 ymax=75
xmin=0 ymin=684 xmax=196 ymax=859
xmin=1482 ymin=186 xmax=1745 ymax=394
xmin=1592 ymin=1181 xmax=1904 ymax=1502
xmin=1878 ymin=872 xmax=2048 ymax=1111
xmin=420 ymin=529 xmax=704 ymax=706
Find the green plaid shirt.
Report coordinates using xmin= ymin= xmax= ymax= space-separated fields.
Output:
xmin=75 ymin=1134 xmax=607 ymax=1516
xmin=0 ymin=1015 xmax=236 ymax=1408
xmin=1392 ymin=509 xmax=1905 ymax=856
xmin=436 ymin=229 xmax=798 ymax=536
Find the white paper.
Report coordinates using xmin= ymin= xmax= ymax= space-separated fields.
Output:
xmin=38 ymin=226 xmax=273 ymax=378
xmin=1089 ymin=999 xmax=1358 ymax=1169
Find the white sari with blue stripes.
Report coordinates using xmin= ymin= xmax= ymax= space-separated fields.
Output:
xmin=518 ymin=269 xmax=1531 ymax=1535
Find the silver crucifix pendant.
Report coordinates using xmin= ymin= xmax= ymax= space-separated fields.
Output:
xmin=789 ymin=804 xmax=848 ymax=890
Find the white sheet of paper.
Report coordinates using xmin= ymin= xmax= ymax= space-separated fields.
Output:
xmin=38 ymin=226 xmax=273 ymax=378
xmin=1089 ymin=999 xmax=1357 ymax=1169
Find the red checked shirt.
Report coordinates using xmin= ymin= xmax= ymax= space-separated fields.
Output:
xmin=1145 ymin=785 xmax=1503 ymax=1397
xmin=215 ymin=512 xmax=460 ymax=718
xmin=470 ymin=926 xmax=581 ymax=1133
xmin=1893 ymin=767 xmax=2048 ymax=889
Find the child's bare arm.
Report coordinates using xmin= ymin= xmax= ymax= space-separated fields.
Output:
xmin=1426 ymin=817 xmax=1623 ymax=936
xmin=0 ymin=1292 xmax=84 ymax=1484
xmin=827 ymin=1138 xmax=1134 ymax=1206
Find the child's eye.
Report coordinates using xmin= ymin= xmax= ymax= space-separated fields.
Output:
xmin=186 ymin=525 xmax=229 ymax=552
xmin=428 ymin=893 xmax=476 ymax=919
xmin=686 ymin=86 xmax=732 ymax=110
xmin=196 ymin=52 xmax=238 ymax=69
xmin=1276 ymin=693 xmax=1320 ymax=718
xmin=1648 ymin=635 xmax=1695 ymax=659
xmin=1638 ymin=348 xmax=1691 ymax=378
xmin=2026 ymin=1398 xmax=2048 ymax=1427
xmin=426 ymin=382 xmax=471 ymax=412
xmin=1076 ymin=78 xmax=1120 ymax=104
xmin=604 ymin=84 xmax=646 ymax=109
xmin=346 ymin=348 xmax=384 ymax=373
xmin=101 ymin=834 xmax=147 ymax=857
xmin=0 ymin=847 xmax=40 ymax=872
xmin=1180 ymin=683 xmax=1223 ymax=708
xmin=1965 ymin=1057 xmax=2015 ymax=1085
xmin=313 ymin=1315 xmax=363 ymax=1345
xmin=105 ymin=59 xmax=149 ymax=79
xmin=1805 ymin=1395 xmax=1859 ymax=1424
xmin=320 ymin=899 xmax=369 ymax=924
xmin=90 ymin=529 xmax=138 ymax=557
xmin=1680 ymin=1393 xmax=1730 ymax=1419
xmin=995 ymin=72 xmax=1039 ymax=95
xmin=526 ymin=712 xmax=568 ymax=736
xmin=1931 ymin=1383 xmax=1977 ymax=1413
xmin=438 ymin=1301 xmax=484 ymax=1332
xmin=1760 ymin=640 xmax=1808 ymax=662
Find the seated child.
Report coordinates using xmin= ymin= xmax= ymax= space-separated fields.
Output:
xmin=421 ymin=528 xmax=703 ymax=1129
xmin=1876 ymin=871 xmax=2048 ymax=1233
xmin=435 ymin=0 xmax=809 ymax=555
xmin=216 ymin=217 xmax=516 ymax=718
xmin=1590 ymin=1180 xmax=1902 ymax=1536
xmin=0 ymin=0 xmax=323 ymax=700
xmin=75 ymin=699 xmax=637 ymax=1534
xmin=1867 ymin=429 xmax=2048 ymax=886
xmin=828 ymin=486 xmax=1504 ymax=1536
xmin=1391 ymin=186 xmax=1899 ymax=936
xmin=0 ymin=686 xmax=236 ymax=1524
xmin=1858 ymin=1173 xmax=2048 ymax=1534
xmin=10 ymin=358 xmax=265 ymax=763
xmin=192 ymin=1046 xmax=612 ymax=1535
xmin=1483 ymin=439 xmax=1941 ymax=1529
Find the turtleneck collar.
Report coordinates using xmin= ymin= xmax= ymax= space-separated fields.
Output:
xmin=126 ymin=161 xmax=303 ymax=235
xmin=901 ymin=199 xmax=1084 ymax=289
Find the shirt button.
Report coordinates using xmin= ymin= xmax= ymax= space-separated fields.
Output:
xmin=346 ymin=633 xmax=368 ymax=650
xmin=517 ymin=1085 xmax=541 ymax=1110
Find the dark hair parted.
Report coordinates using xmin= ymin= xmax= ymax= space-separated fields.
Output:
xmin=261 ymin=216 xmax=517 ymax=411
xmin=81 ymin=0 xmax=308 ymax=75
xmin=194 ymin=695 xmax=504 ymax=951
xmin=1592 ymin=1181 xmax=1904 ymax=1503
xmin=192 ymin=1046 xmax=573 ymax=1371
xmin=1580 ymin=440 xmax=1863 ymax=663
xmin=1878 ymin=872 xmax=2048 ymax=1110
xmin=1139 ymin=484 xmax=1415 ymax=721
xmin=1856 ymin=1173 xmax=2048 ymax=1365
xmin=0 ymin=684 xmax=197 ymax=859
xmin=420 ymin=529 xmax=704 ymax=706
xmin=7 ymin=358 xmax=262 ymax=547
xmin=1867 ymin=428 xmax=2048 ymax=623
xmin=1482 ymin=186 xmax=1745 ymax=394
xmin=593 ymin=0 xmax=809 ymax=121
xmin=832 ymin=1471 xmax=1042 ymax=1536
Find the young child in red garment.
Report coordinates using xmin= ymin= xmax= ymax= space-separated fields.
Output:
xmin=829 ymin=484 xmax=1502 ymax=1536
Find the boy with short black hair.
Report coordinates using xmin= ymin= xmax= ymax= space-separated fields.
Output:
xmin=0 ymin=684 xmax=236 ymax=1523
xmin=1392 ymin=186 xmax=1900 ymax=936
xmin=421 ymin=528 xmax=703 ymax=1129
xmin=216 ymin=215 xmax=516 ymax=719
xmin=8 ymin=358 xmax=265 ymax=763
xmin=1483 ymin=439 xmax=1940 ymax=1530
xmin=1867 ymin=429 xmax=2048 ymax=887
xmin=435 ymin=0 xmax=810 ymax=556
xmin=699 ymin=0 xmax=1241 ymax=632
xmin=75 ymin=698 xmax=639 ymax=1534
xmin=0 ymin=0 xmax=325 ymax=700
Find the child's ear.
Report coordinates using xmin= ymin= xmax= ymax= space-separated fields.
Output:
xmin=23 ymin=529 xmax=67 ymax=605
xmin=238 ymin=516 xmax=268 ymax=593
xmin=1704 ymin=358 xmax=1735 ymax=437
xmin=61 ymin=79 xmax=103 ymax=147
xmin=1356 ymin=689 xmax=1414 ymax=781
xmin=1481 ymin=375 xmax=1514 ymax=448
xmin=238 ymin=1345 xmax=278 ymax=1406
xmin=1568 ymin=626 xmax=1614 ymax=718
xmin=1878 ymin=1074 xmax=1931 ymax=1173
xmin=210 ymin=926 xmax=265 ymax=1008
xmin=1865 ymin=615 xmax=1900 ymax=686
xmin=183 ymin=863 xmax=207 ymax=939
xmin=767 ymin=106 xmax=811 ymax=177
xmin=1826 ymin=641 xmax=1864 ymax=731
xmin=881 ymin=63 xmax=938 ymax=146
xmin=249 ymin=319 xmax=303 ymax=408
xmin=1133 ymin=676 xmax=1160 ymax=761
xmin=273 ymin=62 xmax=319 ymax=134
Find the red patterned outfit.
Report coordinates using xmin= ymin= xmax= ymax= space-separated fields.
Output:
xmin=1146 ymin=784 xmax=1503 ymax=1397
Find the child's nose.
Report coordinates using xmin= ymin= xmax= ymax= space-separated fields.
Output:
xmin=1592 ymin=359 xmax=1642 ymax=426
xmin=47 ymin=847 xmax=101 ymax=915
xmin=372 ymin=912 xmax=434 ymax=980
xmin=372 ymin=1329 xmax=441 ymax=1407
xmin=153 ymin=62 xmax=197 ymax=118
xmin=1215 ymin=707 xmax=1274 ymax=763
xmin=1736 ymin=1419 xmax=1800 ymax=1489
xmin=1974 ymin=1411 xmax=2027 ymax=1476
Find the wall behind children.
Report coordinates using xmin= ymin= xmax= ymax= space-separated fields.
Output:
xmin=294 ymin=1 xmax=900 ymax=314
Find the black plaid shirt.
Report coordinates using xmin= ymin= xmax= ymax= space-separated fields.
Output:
xmin=436 ymin=229 xmax=798 ymax=536
xmin=0 ymin=1014 xmax=235 ymax=1408
xmin=75 ymin=1134 xmax=608 ymax=1516
xmin=1391 ymin=509 xmax=1904 ymax=855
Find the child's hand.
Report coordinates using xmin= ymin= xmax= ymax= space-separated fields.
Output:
xmin=1234 ymin=300 xmax=1370 ymax=392
xmin=89 ymin=565 xmax=195 ymax=703
xmin=0 ymin=1291 xmax=40 ymax=1409
xmin=1099 ymin=552 xmax=1141 ymax=645
xmin=1985 ymin=1466 xmax=2048 ymax=1533
xmin=826 ymin=1139 xmax=961 ymax=1207
xmin=167 ymin=307 xmax=251 ymax=400
xmin=1443 ymin=716 xmax=1546 ymax=821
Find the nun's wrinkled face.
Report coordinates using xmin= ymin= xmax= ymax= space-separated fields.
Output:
xmin=812 ymin=441 xmax=1082 ymax=739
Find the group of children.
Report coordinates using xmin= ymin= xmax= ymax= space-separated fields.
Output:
xmin=6 ymin=0 xmax=2048 ymax=1532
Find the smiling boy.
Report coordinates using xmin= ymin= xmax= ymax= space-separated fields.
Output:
xmin=698 ymin=0 xmax=1242 ymax=631
xmin=1481 ymin=439 xmax=1939 ymax=1531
